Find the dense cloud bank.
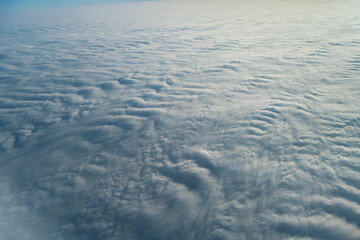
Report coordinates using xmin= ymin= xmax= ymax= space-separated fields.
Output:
xmin=0 ymin=1 xmax=360 ymax=239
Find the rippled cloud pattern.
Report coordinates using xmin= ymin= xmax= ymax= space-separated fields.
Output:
xmin=0 ymin=1 xmax=360 ymax=239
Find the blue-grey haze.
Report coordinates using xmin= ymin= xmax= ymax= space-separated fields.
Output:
xmin=0 ymin=1 xmax=360 ymax=239
xmin=0 ymin=0 xmax=146 ymax=10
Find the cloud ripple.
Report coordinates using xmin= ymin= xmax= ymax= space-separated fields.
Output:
xmin=0 ymin=1 xmax=360 ymax=239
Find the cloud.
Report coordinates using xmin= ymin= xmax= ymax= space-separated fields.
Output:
xmin=1 ymin=0 xmax=360 ymax=239
xmin=275 ymin=214 xmax=360 ymax=240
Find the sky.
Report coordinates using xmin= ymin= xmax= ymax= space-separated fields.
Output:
xmin=0 ymin=0 xmax=144 ymax=10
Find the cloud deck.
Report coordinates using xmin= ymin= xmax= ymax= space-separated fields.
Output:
xmin=0 ymin=1 xmax=360 ymax=239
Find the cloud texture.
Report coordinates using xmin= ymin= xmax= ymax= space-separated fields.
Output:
xmin=0 ymin=1 xmax=360 ymax=239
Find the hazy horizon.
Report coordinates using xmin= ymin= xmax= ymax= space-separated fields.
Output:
xmin=0 ymin=0 xmax=152 ymax=11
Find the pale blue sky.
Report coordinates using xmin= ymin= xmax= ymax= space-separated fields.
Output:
xmin=0 ymin=0 xmax=148 ymax=10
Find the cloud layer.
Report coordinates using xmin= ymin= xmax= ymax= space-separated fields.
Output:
xmin=0 ymin=1 xmax=360 ymax=239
